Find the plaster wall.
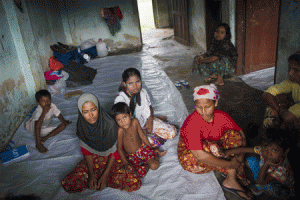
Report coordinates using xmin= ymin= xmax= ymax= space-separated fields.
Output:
xmin=63 ymin=0 xmax=142 ymax=53
xmin=189 ymin=0 xmax=206 ymax=53
xmin=152 ymin=0 xmax=171 ymax=28
xmin=0 ymin=0 xmax=36 ymax=149
xmin=25 ymin=0 xmax=66 ymax=72
xmin=276 ymin=0 xmax=300 ymax=83
xmin=0 ymin=0 xmax=67 ymax=150
xmin=222 ymin=0 xmax=235 ymax=45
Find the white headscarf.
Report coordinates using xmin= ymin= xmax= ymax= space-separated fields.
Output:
xmin=193 ymin=84 xmax=220 ymax=101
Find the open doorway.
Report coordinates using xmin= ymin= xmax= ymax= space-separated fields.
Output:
xmin=137 ymin=0 xmax=174 ymax=45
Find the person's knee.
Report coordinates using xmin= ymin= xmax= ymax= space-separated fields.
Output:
xmin=148 ymin=159 xmax=159 ymax=170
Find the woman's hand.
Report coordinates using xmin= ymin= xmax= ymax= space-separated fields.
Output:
xmin=88 ymin=173 xmax=98 ymax=190
xmin=122 ymin=162 xmax=129 ymax=172
xmin=97 ymin=174 xmax=107 ymax=191
xmin=144 ymin=116 xmax=154 ymax=134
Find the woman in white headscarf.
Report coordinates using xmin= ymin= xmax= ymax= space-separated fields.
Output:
xmin=177 ymin=84 xmax=252 ymax=200
xmin=62 ymin=93 xmax=141 ymax=193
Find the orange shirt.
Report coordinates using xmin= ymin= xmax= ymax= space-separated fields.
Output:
xmin=181 ymin=109 xmax=241 ymax=150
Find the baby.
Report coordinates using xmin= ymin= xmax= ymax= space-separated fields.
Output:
xmin=111 ymin=102 xmax=166 ymax=178
xmin=26 ymin=89 xmax=71 ymax=153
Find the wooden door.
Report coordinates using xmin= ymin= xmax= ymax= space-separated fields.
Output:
xmin=172 ymin=0 xmax=190 ymax=46
xmin=236 ymin=0 xmax=280 ymax=74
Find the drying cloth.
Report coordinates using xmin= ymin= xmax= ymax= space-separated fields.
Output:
xmin=101 ymin=6 xmax=123 ymax=36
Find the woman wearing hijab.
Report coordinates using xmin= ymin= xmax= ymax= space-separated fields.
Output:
xmin=177 ymin=84 xmax=253 ymax=200
xmin=62 ymin=93 xmax=141 ymax=193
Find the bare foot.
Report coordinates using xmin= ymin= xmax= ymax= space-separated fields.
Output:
xmin=214 ymin=74 xmax=224 ymax=86
xmin=214 ymin=81 xmax=224 ymax=86
xmin=36 ymin=143 xmax=48 ymax=153
xmin=155 ymin=150 xmax=167 ymax=157
xmin=40 ymin=136 xmax=48 ymax=144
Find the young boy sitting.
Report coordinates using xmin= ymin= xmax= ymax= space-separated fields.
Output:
xmin=222 ymin=128 xmax=295 ymax=199
xmin=111 ymin=102 xmax=166 ymax=178
xmin=26 ymin=89 xmax=71 ymax=153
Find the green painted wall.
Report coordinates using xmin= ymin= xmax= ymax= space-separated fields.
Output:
xmin=276 ymin=0 xmax=300 ymax=83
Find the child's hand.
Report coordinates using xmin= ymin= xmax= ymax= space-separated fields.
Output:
xmin=42 ymin=104 xmax=51 ymax=114
xmin=36 ymin=143 xmax=48 ymax=153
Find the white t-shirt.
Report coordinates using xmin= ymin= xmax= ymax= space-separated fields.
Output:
xmin=26 ymin=103 xmax=61 ymax=136
xmin=114 ymin=88 xmax=151 ymax=128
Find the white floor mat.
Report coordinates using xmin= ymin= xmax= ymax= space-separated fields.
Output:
xmin=0 ymin=51 xmax=225 ymax=200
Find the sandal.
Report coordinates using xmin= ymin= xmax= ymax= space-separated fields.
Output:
xmin=180 ymin=80 xmax=190 ymax=88
xmin=221 ymin=184 xmax=253 ymax=200
xmin=175 ymin=81 xmax=181 ymax=89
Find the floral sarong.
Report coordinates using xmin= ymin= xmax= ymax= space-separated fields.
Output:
xmin=193 ymin=57 xmax=236 ymax=79
xmin=177 ymin=130 xmax=245 ymax=180
xmin=62 ymin=155 xmax=141 ymax=193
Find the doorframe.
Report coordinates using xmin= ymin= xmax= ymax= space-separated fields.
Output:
xmin=235 ymin=0 xmax=246 ymax=75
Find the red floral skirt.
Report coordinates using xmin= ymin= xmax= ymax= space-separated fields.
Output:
xmin=62 ymin=155 xmax=141 ymax=193
xmin=177 ymin=130 xmax=245 ymax=180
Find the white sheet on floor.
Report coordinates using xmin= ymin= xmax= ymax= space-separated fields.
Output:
xmin=0 ymin=51 xmax=225 ymax=200
xmin=238 ymin=67 xmax=275 ymax=91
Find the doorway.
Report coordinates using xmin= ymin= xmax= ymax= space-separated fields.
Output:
xmin=205 ymin=0 xmax=222 ymax=51
xmin=137 ymin=0 xmax=174 ymax=45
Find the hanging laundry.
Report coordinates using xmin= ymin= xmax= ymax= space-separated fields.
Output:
xmin=100 ymin=6 xmax=123 ymax=36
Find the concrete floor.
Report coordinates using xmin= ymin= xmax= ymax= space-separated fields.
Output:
xmin=141 ymin=28 xmax=297 ymax=200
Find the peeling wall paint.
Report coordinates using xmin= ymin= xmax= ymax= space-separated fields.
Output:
xmin=276 ymin=0 xmax=300 ymax=83
xmin=25 ymin=0 xmax=67 ymax=72
xmin=0 ymin=0 xmax=67 ymax=150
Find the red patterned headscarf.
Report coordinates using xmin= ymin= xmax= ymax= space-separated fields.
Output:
xmin=193 ymin=84 xmax=220 ymax=101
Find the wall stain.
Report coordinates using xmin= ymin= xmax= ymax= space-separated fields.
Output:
xmin=0 ymin=78 xmax=16 ymax=112
xmin=0 ymin=74 xmax=33 ymax=150
xmin=103 ymin=34 xmax=141 ymax=53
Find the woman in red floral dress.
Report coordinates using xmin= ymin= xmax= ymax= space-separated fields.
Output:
xmin=62 ymin=93 xmax=141 ymax=193
xmin=177 ymin=84 xmax=253 ymax=200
